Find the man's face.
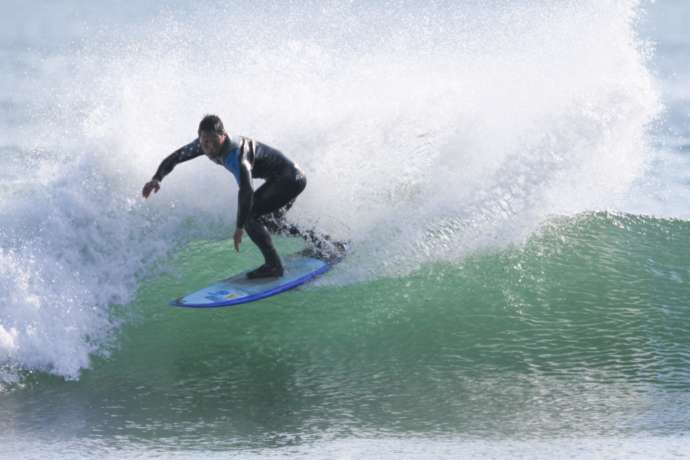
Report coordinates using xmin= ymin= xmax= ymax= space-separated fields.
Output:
xmin=199 ymin=131 xmax=226 ymax=157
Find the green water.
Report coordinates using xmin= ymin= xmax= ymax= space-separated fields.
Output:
xmin=2 ymin=212 xmax=690 ymax=450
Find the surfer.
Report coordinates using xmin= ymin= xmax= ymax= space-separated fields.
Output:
xmin=142 ymin=114 xmax=311 ymax=279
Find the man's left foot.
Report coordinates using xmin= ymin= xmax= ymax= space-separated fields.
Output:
xmin=246 ymin=264 xmax=284 ymax=279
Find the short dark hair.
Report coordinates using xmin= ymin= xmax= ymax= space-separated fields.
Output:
xmin=198 ymin=114 xmax=225 ymax=136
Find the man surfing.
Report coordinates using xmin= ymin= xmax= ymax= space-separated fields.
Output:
xmin=142 ymin=114 xmax=311 ymax=279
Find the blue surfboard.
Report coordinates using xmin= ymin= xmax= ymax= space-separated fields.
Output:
xmin=171 ymin=252 xmax=330 ymax=308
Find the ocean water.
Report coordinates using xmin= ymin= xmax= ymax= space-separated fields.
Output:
xmin=1 ymin=0 xmax=689 ymax=458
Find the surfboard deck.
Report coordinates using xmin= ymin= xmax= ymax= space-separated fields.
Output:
xmin=171 ymin=252 xmax=331 ymax=308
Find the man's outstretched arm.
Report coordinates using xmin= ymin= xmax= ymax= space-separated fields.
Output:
xmin=142 ymin=140 xmax=204 ymax=198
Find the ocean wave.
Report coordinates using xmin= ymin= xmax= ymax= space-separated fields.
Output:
xmin=0 ymin=0 xmax=662 ymax=382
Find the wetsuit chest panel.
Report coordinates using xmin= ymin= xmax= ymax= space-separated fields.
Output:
xmin=223 ymin=146 xmax=242 ymax=184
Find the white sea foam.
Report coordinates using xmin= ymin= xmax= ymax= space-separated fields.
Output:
xmin=0 ymin=0 xmax=661 ymax=380
xmin=3 ymin=435 xmax=690 ymax=460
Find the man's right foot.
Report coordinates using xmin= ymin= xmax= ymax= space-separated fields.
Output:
xmin=246 ymin=263 xmax=284 ymax=279
xmin=301 ymin=239 xmax=350 ymax=263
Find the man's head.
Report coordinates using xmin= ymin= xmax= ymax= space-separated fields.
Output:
xmin=198 ymin=114 xmax=226 ymax=157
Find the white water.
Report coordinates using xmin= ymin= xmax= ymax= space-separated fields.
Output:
xmin=0 ymin=0 xmax=669 ymax=384
xmin=4 ymin=435 xmax=690 ymax=460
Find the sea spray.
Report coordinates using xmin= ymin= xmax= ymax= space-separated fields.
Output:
xmin=0 ymin=0 xmax=660 ymax=381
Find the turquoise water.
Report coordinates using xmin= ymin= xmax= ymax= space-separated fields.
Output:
xmin=3 ymin=213 xmax=690 ymax=456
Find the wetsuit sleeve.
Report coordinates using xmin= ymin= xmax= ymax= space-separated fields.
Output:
xmin=152 ymin=139 xmax=204 ymax=182
xmin=236 ymin=140 xmax=256 ymax=229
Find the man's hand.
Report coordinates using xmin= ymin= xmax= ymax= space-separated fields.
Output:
xmin=233 ymin=228 xmax=244 ymax=252
xmin=142 ymin=180 xmax=160 ymax=198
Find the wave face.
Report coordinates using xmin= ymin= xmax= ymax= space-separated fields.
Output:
xmin=0 ymin=0 xmax=664 ymax=386
xmin=2 ymin=212 xmax=690 ymax=449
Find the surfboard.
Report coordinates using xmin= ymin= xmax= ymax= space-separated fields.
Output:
xmin=171 ymin=252 xmax=331 ymax=308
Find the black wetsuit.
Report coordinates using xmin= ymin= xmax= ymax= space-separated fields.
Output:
xmin=152 ymin=136 xmax=306 ymax=268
